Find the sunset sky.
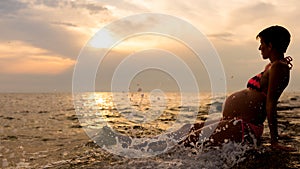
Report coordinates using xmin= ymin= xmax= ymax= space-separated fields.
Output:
xmin=1 ymin=0 xmax=300 ymax=93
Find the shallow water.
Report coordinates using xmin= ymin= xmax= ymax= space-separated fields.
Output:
xmin=0 ymin=92 xmax=299 ymax=168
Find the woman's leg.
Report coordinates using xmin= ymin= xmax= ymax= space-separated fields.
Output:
xmin=180 ymin=119 xmax=243 ymax=147
xmin=209 ymin=120 xmax=243 ymax=145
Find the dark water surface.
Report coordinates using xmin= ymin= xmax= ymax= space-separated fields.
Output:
xmin=0 ymin=92 xmax=299 ymax=168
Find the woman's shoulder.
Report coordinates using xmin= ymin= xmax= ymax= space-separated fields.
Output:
xmin=271 ymin=59 xmax=290 ymax=70
xmin=268 ymin=59 xmax=290 ymax=81
xmin=272 ymin=56 xmax=293 ymax=70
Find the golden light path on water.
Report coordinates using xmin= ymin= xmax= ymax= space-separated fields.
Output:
xmin=78 ymin=92 xmax=217 ymax=138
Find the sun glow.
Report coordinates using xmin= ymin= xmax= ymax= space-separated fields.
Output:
xmin=96 ymin=97 xmax=105 ymax=104
xmin=0 ymin=41 xmax=75 ymax=75
xmin=89 ymin=29 xmax=117 ymax=49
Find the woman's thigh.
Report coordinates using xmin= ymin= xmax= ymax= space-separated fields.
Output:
xmin=210 ymin=120 xmax=243 ymax=145
xmin=181 ymin=119 xmax=243 ymax=147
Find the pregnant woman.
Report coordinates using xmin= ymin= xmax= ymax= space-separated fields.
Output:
xmin=180 ymin=25 xmax=295 ymax=151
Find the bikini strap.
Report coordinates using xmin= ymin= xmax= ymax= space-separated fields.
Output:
xmin=264 ymin=63 xmax=272 ymax=71
xmin=283 ymin=56 xmax=293 ymax=70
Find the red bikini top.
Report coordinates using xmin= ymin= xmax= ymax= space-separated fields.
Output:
xmin=247 ymin=56 xmax=293 ymax=95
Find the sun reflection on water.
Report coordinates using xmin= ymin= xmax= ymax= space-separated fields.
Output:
xmin=75 ymin=92 xmax=214 ymax=138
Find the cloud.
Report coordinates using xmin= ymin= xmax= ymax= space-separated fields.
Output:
xmin=80 ymin=3 xmax=108 ymax=14
xmin=208 ymin=32 xmax=234 ymax=41
xmin=0 ymin=0 xmax=299 ymax=92
xmin=34 ymin=0 xmax=61 ymax=7
xmin=0 ymin=41 xmax=75 ymax=75
xmin=0 ymin=0 xmax=28 ymax=15
xmin=107 ymin=15 xmax=161 ymax=37
xmin=0 ymin=0 xmax=117 ymax=61
xmin=51 ymin=21 xmax=78 ymax=27
xmin=230 ymin=2 xmax=276 ymax=23
xmin=0 ymin=17 xmax=85 ymax=59
xmin=33 ymin=0 xmax=108 ymax=14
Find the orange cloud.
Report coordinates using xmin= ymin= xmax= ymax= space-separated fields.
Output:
xmin=0 ymin=41 xmax=75 ymax=75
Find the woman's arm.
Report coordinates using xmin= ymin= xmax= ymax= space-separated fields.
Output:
xmin=266 ymin=61 xmax=295 ymax=151
xmin=266 ymin=62 xmax=284 ymax=144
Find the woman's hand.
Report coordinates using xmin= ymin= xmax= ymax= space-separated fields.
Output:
xmin=271 ymin=142 xmax=297 ymax=152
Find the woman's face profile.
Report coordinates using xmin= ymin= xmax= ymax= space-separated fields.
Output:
xmin=259 ymin=39 xmax=271 ymax=60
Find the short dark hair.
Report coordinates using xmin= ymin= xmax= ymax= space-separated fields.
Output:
xmin=256 ymin=25 xmax=291 ymax=54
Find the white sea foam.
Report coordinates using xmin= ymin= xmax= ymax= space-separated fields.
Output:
xmin=108 ymin=141 xmax=251 ymax=169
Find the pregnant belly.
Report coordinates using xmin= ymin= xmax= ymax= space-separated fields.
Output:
xmin=222 ymin=89 xmax=266 ymax=124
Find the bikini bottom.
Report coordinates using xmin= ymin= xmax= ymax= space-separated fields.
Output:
xmin=238 ymin=119 xmax=264 ymax=144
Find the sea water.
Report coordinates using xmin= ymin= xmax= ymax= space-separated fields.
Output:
xmin=0 ymin=92 xmax=299 ymax=168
